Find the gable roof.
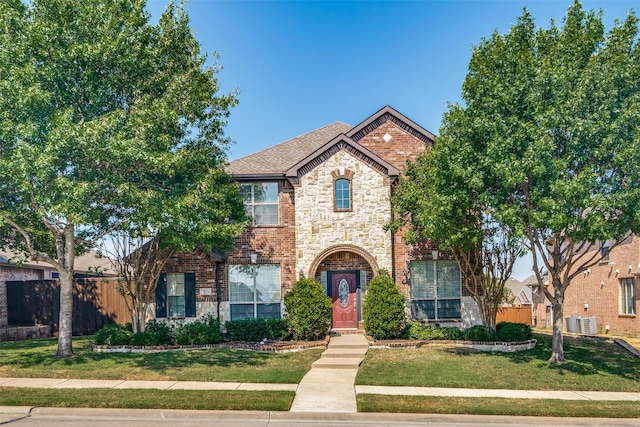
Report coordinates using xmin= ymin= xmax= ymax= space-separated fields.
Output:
xmin=0 ymin=249 xmax=117 ymax=277
xmin=226 ymin=106 xmax=434 ymax=180
xmin=226 ymin=122 xmax=352 ymax=179
xmin=284 ymin=133 xmax=400 ymax=181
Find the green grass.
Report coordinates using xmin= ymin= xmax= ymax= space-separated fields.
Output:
xmin=357 ymin=395 xmax=640 ymax=418
xmin=356 ymin=332 xmax=640 ymax=391
xmin=0 ymin=336 xmax=323 ymax=384
xmin=0 ymin=387 xmax=293 ymax=411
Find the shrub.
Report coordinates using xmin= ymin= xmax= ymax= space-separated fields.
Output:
xmin=463 ymin=324 xmax=497 ymax=342
xmin=404 ymin=322 xmax=464 ymax=340
xmin=362 ymin=270 xmax=406 ymax=340
xmin=225 ymin=318 xmax=290 ymax=342
xmin=142 ymin=319 xmax=173 ymax=345
xmin=284 ymin=277 xmax=332 ymax=340
xmin=496 ymin=322 xmax=532 ymax=342
xmin=175 ymin=315 xmax=222 ymax=345
xmin=94 ymin=324 xmax=132 ymax=346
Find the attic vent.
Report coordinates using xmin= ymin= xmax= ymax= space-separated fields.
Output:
xmin=383 ymin=133 xmax=392 ymax=143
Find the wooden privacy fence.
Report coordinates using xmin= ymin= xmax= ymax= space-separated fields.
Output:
xmin=7 ymin=279 xmax=129 ymax=335
xmin=496 ymin=306 xmax=533 ymax=325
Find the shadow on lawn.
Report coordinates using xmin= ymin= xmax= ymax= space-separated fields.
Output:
xmin=494 ymin=333 xmax=639 ymax=381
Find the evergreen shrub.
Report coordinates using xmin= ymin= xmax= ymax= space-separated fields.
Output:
xmin=463 ymin=324 xmax=497 ymax=342
xmin=225 ymin=318 xmax=290 ymax=342
xmin=362 ymin=270 xmax=406 ymax=340
xmin=284 ymin=277 xmax=332 ymax=340
xmin=496 ymin=322 xmax=532 ymax=342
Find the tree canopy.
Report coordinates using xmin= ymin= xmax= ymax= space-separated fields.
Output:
xmin=0 ymin=0 xmax=244 ymax=357
xmin=395 ymin=0 xmax=640 ymax=362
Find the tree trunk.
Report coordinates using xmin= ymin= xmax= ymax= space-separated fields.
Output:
xmin=548 ymin=297 xmax=565 ymax=363
xmin=55 ymin=270 xmax=74 ymax=358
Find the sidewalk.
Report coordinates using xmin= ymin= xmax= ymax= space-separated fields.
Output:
xmin=2 ymin=377 xmax=640 ymax=401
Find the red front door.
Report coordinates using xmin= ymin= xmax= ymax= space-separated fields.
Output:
xmin=331 ymin=272 xmax=357 ymax=329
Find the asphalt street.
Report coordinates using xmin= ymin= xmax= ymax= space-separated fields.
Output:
xmin=2 ymin=408 xmax=639 ymax=427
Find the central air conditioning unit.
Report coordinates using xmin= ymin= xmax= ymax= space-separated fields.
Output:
xmin=578 ymin=317 xmax=598 ymax=335
xmin=565 ymin=316 xmax=580 ymax=334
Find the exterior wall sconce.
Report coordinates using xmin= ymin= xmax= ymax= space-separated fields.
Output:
xmin=431 ymin=250 xmax=439 ymax=260
xmin=615 ymin=268 xmax=619 ymax=275
xmin=250 ymin=253 xmax=257 ymax=264
xmin=629 ymin=265 xmax=634 ymax=272
xmin=600 ymin=280 xmax=605 ymax=288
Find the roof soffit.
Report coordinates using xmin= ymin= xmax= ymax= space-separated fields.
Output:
xmin=284 ymin=134 xmax=400 ymax=181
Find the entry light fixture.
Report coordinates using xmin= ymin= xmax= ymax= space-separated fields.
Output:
xmin=431 ymin=250 xmax=439 ymax=260
xmin=250 ymin=253 xmax=257 ymax=264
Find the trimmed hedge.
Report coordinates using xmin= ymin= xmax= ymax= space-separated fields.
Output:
xmin=404 ymin=322 xmax=464 ymax=340
xmin=496 ymin=322 xmax=532 ymax=342
xmin=224 ymin=318 xmax=290 ymax=342
xmin=463 ymin=324 xmax=498 ymax=342
xmin=175 ymin=315 xmax=222 ymax=345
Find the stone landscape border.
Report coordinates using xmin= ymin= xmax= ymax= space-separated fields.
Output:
xmin=93 ymin=336 xmax=330 ymax=354
xmin=368 ymin=338 xmax=538 ymax=352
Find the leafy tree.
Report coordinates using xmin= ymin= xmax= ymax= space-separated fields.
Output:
xmin=362 ymin=270 xmax=406 ymax=340
xmin=0 ymin=0 xmax=242 ymax=357
xmin=390 ymin=145 xmax=525 ymax=330
xmin=427 ymin=1 xmax=640 ymax=363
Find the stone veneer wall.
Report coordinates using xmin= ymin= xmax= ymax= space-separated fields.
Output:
xmin=295 ymin=150 xmax=392 ymax=278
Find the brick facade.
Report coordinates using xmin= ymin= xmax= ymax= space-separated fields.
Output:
xmin=531 ymin=236 xmax=640 ymax=335
xmin=154 ymin=107 xmax=484 ymax=328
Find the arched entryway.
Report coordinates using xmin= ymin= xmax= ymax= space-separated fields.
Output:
xmin=309 ymin=245 xmax=378 ymax=329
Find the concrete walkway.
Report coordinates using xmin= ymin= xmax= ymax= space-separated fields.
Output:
xmin=290 ymin=333 xmax=369 ymax=413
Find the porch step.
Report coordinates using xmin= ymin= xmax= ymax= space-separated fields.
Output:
xmin=311 ymin=357 xmax=364 ymax=369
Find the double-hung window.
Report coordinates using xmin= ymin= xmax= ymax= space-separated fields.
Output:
xmin=240 ymin=182 xmax=278 ymax=225
xmin=410 ymin=260 xmax=461 ymax=320
xmin=620 ymin=278 xmax=636 ymax=315
xmin=155 ymin=272 xmax=196 ymax=318
xmin=229 ymin=264 xmax=281 ymax=320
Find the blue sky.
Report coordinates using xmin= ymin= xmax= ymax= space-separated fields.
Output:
xmin=146 ymin=0 xmax=637 ymax=279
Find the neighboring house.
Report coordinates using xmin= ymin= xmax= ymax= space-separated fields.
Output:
xmin=0 ymin=249 xmax=117 ymax=326
xmin=504 ymin=277 xmax=533 ymax=308
xmin=155 ymin=106 xmax=483 ymax=329
xmin=530 ymin=235 xmax=639 ymax=335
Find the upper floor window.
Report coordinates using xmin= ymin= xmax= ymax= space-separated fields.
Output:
xmin=335 ymin=179 xmax=351 ymax=211
xmin=409 ymin=260 xmax=461 ymax=320
xmin=240 ymin=182 xmax=278 ymax=225
xmin=620 ymin=278 xmax=636 ymax=315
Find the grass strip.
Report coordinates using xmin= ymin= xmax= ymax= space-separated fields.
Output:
xmin=357 ymin=332 xmax=640 ymax=391
xmin=0 ymin=337 xmax=322 ymax=384
xmin=0 ymin=387 xmax=293 ymax=411
xmin=357 ymin=394 xmax=640 ymax=418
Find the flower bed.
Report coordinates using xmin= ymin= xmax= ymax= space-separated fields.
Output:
xmin=93 ymin=336 xmax=330 ymax=354
xmin=368 ymin=337 xmax=537 ymax=352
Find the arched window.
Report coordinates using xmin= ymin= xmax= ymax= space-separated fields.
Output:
xmin=335 ymin=178 xmax=351 ymax=211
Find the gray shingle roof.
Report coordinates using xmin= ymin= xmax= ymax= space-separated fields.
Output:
xmin=226 ymin=122 xmax=353 ymax=177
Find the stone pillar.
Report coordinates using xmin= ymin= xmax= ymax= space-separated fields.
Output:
xmin=0 ymin=280 xmax=7 ymax=326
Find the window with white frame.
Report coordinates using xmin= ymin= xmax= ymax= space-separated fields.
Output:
xmin=229 ymin=264 xmax=281 ymax=320
xmin=240 ymin=182 xmax=278 ymax=225
xmin=620 ymin=277 xmax=636 ymax=315
xmin=410 ymin=260 xmax=461 ymax=320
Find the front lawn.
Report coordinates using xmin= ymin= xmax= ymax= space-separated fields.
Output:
xmin=356 ymin=332 xmax=640 ymax=392
xmin=0 ymin=336 xmax=323 ymax=384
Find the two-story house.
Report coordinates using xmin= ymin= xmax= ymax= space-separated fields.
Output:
xmin=154 ymin=106 xmax=483 ymax=329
